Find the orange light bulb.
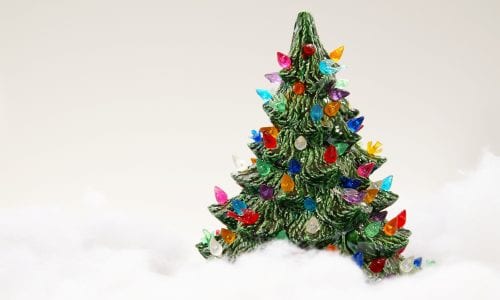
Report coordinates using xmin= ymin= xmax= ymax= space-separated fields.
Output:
xmin=383 ymin=218 xmax=399 ymax=236
xmin=292 ymin=82 xmax=305 ymax=95
xmin=324 ymin=101 xmax=341 ymax=117
xmin=326 ymin=244 xmax=337 ymax=251
xmin=281 ymin=174 xmax=295 ymax=193
xmin=260 ymin=126 xmax=279 ymax=138
xmin=364 ymin=189 xmax=379 ymax=204
xmin=329 ymin=45 xmax=344 ymax=62
xmin=220 ymin=228 xmax=236 ymax=244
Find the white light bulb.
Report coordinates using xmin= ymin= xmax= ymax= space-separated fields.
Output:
xmin=294 ymin=136 xmax=307 ymax=151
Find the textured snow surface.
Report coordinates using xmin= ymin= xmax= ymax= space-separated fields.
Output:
xmin=1 ymin=152 xmax=500 ymax=300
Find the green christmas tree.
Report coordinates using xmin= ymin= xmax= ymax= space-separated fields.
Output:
xmin=196 ymin=11 xmax=421 ymax=278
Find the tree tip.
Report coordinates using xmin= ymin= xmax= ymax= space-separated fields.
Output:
xmin=297 ymin=11 xmax=314 ymax=20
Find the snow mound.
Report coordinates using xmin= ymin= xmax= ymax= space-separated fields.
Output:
xmin=1 ymin=152 xmax=499 ymax=299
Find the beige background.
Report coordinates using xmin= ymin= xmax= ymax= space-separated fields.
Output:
xmin=0 ymin=0 xmax=499 ymax=235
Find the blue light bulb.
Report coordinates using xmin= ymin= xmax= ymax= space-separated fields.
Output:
xmin=380 ymin=175 xmax=393 ymax=191
xmin=288 ymin=158 xmax=302 ymax=175
xmin=340 ymin=177 xmax=362 ymax=189
xmin=250 ymin=130 xmax=262 ymax=143
xmin=310 ymin=104 xmax=323 ymax=122
xmin=303 ymin=197 xmax=317 ymax=212
xmin=256 ymin=89 xmax=273 ymax=103
xmin=347 ymin=116 xmax=364 ymax=132
xmin=319 ymin=59 xmax=338 ymax=75
xmin=231 ymin=199 xmax=247 ymax=216
xmin=413 ymin=257 xmax=423 ymax=268
xmin=353 ymin=251 xmax=364 ymax=267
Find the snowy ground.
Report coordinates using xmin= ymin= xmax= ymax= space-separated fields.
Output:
xmin=1 ymin=152 xmax=500 ymax=299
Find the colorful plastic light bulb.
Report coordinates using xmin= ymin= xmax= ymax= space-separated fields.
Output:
xmin=347 ymin=230 xmax=359 ymax=243
xmin=396 ymin=210 xmax=406 ymax=228
xmin=324 ymin=101 xmax=340 ymax=117
xmin=292 ymin=81 xmax=305 ymax=95
xmin=260 ymin=126 xmax=279 ymax=138
xmin=369 ymin=258 xmax=386 ymax=273
xmin=201 ymin=229 xmax=213 ymax=245
xmin=366 ymin=141 xmax=383 ymax=155
xmin=305 ymin=216 xmax=320 ymax=234
xmin=334 ymin=142 xmax=349 ymax=155
xmin=256 ymin=89 xmax=272 ymax=102
xmin=214 ymin=186 xmax=228 ymax=205
xmin=302 ymin=44 xmax=316 ymax=58
xmin=310 ymin=104 xmax=323 ymax=122
xmin=240 ymin=209 xmax=259 ymax=225
xmin=363 ymin=189 xmax=379 ymax=204
xmin=380 ymin=175 xmax=393 ymax=191
xmin=277 ymin=52 xmax=292 ymax=69
xmin=268 ymin=94 xmax=286 ymax=112
xmin=364 ymin=221 xmax=382 ymax=238
xmin=250 ymin=129 xmax=262 ymax=143
xmin=232 ymin=155 xmax=249 ymax=171
xmin=288 ymin=158 xmax=302 ymax=175
xmin=275 ymin=100 xmax=286 ymax=112
xmin=259 ymin=184 xmax=274 ymax=200
xmin=231 ymin=199 xmax=247 ymax=216
xmin=371 ymin=210 xmax=388 ymax=221
xmin=276 ymin=229 xmax=288 ymax=240
xmin=256 ymin=159 xmax=271 ymax=176
xmin=399 ymin=256 xmax=415 ymax=273
xmin=264 ymin=72 xmax=282 ymax=83
xmin=303 ymin=197 xmax=317 ymax=212
xmin=347 ymin=116 xmax=364 ymax=132
xmin=220 ymin=228 xmax=236 ymax=245
xmin=413 ymin=257 xmax=423 ymax=268
xmin=329 ymin=45 xmax=344 ymax=62
xmin=328 ymin=88 xmax=350 ymax=101
xmin=340 ymin=177 xmax=362 ymax=189
xmin=227 ymin=209 xmax=259 ymax=225
xmin=335 ymin=79 xmax=349 ymax=88
xmin=280 ymin=173 xmax=295 ymax=193
xmin=357 ymin=162 xmax=375 ymax=178
xmin=383 ymin=217 xmax=398 ymax=236
xmin=262 ymin=132 xmax=277 ymax=149
xmin=324 ymin=145 xmax=338 ymax=164
xmin=209 ymin=236 xmax=223 ymax=257
xmin=343 ymin=189 xmax=365 ymax=204
xmin=319 ymin=59 xmax=338 ymax=75
xmin=326 ymin=244 xmax=337 ymax=251
xmin=294 ymin=135 xmax=307 ymax=150
xmin=353 ymin=251 xmax=364 ymax=267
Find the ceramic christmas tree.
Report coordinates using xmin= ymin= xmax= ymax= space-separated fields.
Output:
xmin=196 ymin=11 xmax=421 ymax=278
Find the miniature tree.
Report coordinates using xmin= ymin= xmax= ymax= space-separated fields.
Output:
xmin=196 ymin=11 xmax=421 ymax=278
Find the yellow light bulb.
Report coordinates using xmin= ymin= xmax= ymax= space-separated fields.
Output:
xmin=366 ymin=141 xmax=383 ymax=155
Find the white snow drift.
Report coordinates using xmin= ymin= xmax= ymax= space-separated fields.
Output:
xmin=1 ymin=152 xmax=500 ymax=300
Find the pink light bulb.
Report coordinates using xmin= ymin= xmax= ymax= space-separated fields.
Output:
xmin=277 ymin=52 xmax=292 ymax=69
xmin=214 ymin=186 xmax=228 ymax=205
xmin=357 ymin=162 xmax=375 ymax=178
